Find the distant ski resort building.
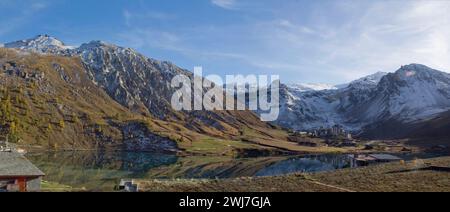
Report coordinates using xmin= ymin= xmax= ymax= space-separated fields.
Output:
xmin=312 ymin=125 xmax=351 ymax=138
xmin=290 ymin=125 xmax=357 ymax=147
xmin=0 ymin=141 xmax=44 ymax=192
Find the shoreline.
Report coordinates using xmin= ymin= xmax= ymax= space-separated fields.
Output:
xmin=136 ymin=156 xmax=450 ymax=192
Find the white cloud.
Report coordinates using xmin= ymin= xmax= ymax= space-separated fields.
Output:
xmin=31 ymin=2 xmax=47 ymax=10
xmin=120 ymin=0 xmax=450 ymax=84
xmin=242 ymin=0 xmax=450 ymax=83
xmin=277 ymin=19 xmax=315 ymax=34
xmin=118 ymin=29 xmax=181 ymax=51
xmin=211 ymin=0 xmax=237 ymax=10
xmin=321 ymin=0 xmax=450 ymax=79
xmin=123 ymin=9 xmax=175 ymax=27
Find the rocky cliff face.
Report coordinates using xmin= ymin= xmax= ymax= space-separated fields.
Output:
xmin=122 ymin=122 xmax=178 ymax=152
xmin=74 ymin=40 xmax=187 ymax=118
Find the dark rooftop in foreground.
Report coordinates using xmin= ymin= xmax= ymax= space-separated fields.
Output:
xmin=0 ymin=152 xmax=45 ymax=177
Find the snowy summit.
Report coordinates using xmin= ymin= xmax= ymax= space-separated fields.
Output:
xmin=4 ymin=34 xmax=75 ymax=54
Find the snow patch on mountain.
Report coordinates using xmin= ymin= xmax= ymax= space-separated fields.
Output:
xmin=353 ymin=71 xmax=387 ymax=85
xmin=288 ymin=83 xmax=338 ymax=92
xmin=4 ymin=35 xmax=75 ymax=54
xmin=344 ymin=72 xmax=388 ymax=90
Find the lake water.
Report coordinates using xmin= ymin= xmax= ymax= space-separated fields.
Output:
xmin=26 ymin=151 xmax=443 ymax=191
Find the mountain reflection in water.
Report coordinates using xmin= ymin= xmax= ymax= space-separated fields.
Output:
xmin=27 ymin=152 xmax=357 ymax=191
xmin=27 ymin=151 xmax=178 ymax=191
xmin=255 ymin=154 xmax=355 ymax=177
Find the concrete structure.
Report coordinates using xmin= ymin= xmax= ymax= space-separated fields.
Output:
xmin=117 ymin=179 xmax=138 ymax=192
xmin=0 ymin=151 xmax=45 ymax=192
xmin=348 ymin=154 xmax=402 ymax=166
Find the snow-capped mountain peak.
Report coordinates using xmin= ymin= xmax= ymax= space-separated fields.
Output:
xmin=287 ymin=83 xmax=338 ymax=92
xmin=76 ymin=40 xmax=143 ymax=59
xmin=78 ymin=40 xmax=115 ymax=49
xmin=346 ymin=71 xmax=388 ymax=88
xmin=4 ymin=34 xmax=75 ymax=54
xmin=356 ymin=71 xmax=387 ymax=84
xmin=394 ymin=64 xmax=450 ymax=82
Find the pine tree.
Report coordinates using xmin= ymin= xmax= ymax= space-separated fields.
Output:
xmin=0 ymin=94 xmax=12 ymax=125
xmin=113 ymin=113 xmax=120 ymax=120
xmin=59 ymin=119 xmax=65 ymax=129
xmin=47 ymin=123 xmax=53 ymax=135
xmin=72 ymin=112 xmax=80 ymax=124
xmin=8 ymin=121 xmax=20 ymax=143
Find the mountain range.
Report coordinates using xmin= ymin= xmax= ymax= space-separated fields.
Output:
xmin=1 ymin=34 xmax=449 ymax=150
xmin=278 ymin=64 xmax=450 ymax=139
xmin=0 ymin=35 xmax=292 ymax=153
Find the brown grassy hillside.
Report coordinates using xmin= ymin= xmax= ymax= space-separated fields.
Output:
xmin=0 ymin=48 xmax=139 ymax=150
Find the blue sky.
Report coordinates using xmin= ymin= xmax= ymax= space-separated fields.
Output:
xmin=1 ymin=0 xmax=450 ymax=84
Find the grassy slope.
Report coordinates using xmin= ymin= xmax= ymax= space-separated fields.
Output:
xmin=138 ymin=157 xmax=450 ymax=192
xmin=405 ymin=110 xmax=450 ymax=151
xmin=362 ymin=110 xmax=450 ymax=150
xmin=41 ymin=181 xmax=85 ymax=192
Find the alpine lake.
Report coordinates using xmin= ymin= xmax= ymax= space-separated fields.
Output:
xmin=26 ymin=151 xmax=443 ymax=191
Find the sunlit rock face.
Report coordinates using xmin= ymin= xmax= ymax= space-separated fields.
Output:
xmin=122 ymin=122 xmax=178 ymax=152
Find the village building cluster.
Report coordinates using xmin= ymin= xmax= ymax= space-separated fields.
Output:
xmin=292 ymin=125 xmax=357 ymax=147
xmin=310 ymin=125 xmax=353 ymax=140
